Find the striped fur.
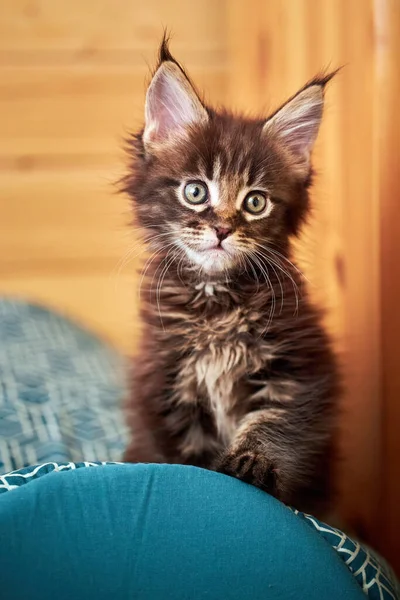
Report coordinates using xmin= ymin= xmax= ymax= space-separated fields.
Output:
xmin=122 ymin=39 xmax=340 ymax=515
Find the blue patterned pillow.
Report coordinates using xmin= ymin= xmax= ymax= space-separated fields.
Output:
xmin=0 ymin=299 xmax=128 ymax=473
xmin=0 ymin=462 xmax=399 ymax=600
xmin=0 ymin=300 xmax=398 ymax=600
xmin=292 ymin=510 xmax=400 ymax=600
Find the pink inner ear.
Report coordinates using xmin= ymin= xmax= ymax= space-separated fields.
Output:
xmin=279 ymin=105 xmax=322 ymax=157
xmin=149 ymin=74 xmax=193 ymax=140
xmin=144 ymin=63 xmax=208 ymax=145
xmin=264 ymin=85 xmax=324 ymax=166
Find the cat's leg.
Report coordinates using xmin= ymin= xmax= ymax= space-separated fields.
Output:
xmin=123 ymin=397 xmax=167 ymax=464
xmin=123 ymin=339 xmax=173 ymax=464
xmin=164 ymin=402 xmax=222 ymax=468
xmin=123 ymin=410 xmax=166 ymax=464
xmin=214 ymin=409 xmax=333 ymax=512
xmin=214 ymin=410 xmax=283 ymax=495
xmin=124 ymin=346 xmax=221 ymax=466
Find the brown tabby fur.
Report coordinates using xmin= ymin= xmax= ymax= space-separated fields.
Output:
xmin=122 ymin=38 xmax=340 ymax=515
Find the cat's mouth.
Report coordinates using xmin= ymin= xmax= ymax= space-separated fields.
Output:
xmin=198 ymin=245 xmax=225 ymax=253
xmin=195 ymin=237 xmax=231 ymax=252
xmin=182 ymin=242 xmax=236 ymax=273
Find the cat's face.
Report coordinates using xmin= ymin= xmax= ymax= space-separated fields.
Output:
xmin=127 ymin=40 xmax=332 ymax=278
xmin=132 ymin=117 xmax=307 ymax=277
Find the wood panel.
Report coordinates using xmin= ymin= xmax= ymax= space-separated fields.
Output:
xmin=1 ymin=0 xmax=399 ymax=571
xmin=377 ymin=0 xmax=400 ymax=566
xmin=0 ymin=0 xmax=226 ymax=56
xmin=1 ymin=69 xmax=226 ymax=160
xmin=0 ymin=170 xmax=129 ymax=264
xmin=2 ymin=273 xmax=139 ymax=353
xmin=227 ymin=0 xmax=382 ymax=549
xmin=0 ymin=0 xmax=228 ymax=353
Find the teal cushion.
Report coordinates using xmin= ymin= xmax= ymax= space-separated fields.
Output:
xmin=0 ymin=462 xmax=368 ymax=600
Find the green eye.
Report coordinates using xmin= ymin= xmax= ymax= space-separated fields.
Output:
xmin=184 ymin=182 xmax=208 ymax=205
xmin=243 ymin=192 xmax=268 ymax=215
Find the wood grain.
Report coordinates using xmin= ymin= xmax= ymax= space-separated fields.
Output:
xmin=1 ymin=0 xmax=399 ymax=569
xmin=0 ymin=0 xmax=227 ymax=355
xmin=376 ymin=0 xmax=400 ymax=566
xmin=226 ymin=0 xmax=399 ymax=565
xmin=0 ymin=0 xmax=227 ymax=55
xmin=2 ymin=272 xmax=139 ymax=354
xmin=0 ymin=68 xmax=226 ymax=159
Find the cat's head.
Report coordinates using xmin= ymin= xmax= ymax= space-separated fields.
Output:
xmin=126 ymin=38 xmax=335 ymax=278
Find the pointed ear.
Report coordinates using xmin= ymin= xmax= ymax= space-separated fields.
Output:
xmin=263 ymin=78 xmax=331 ymax=175
xmin=143 ymin=45 xmax=208 ymax=148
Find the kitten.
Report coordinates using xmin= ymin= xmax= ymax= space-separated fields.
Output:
xmin=122 ymin=38 xmax=340 ymax=515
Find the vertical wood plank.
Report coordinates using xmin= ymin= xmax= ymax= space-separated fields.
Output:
xmin=376 ymin=0 xmax=400 ymax=570
xmin=2 ymin=0 xmax=399 ymax=568
xmin=330 ymin=0 xmax=381 ymax=544
xmin=226 ymin=0 xmax=383 ymax=546
xmin=0 ymin=0 xmax=228 ymax=352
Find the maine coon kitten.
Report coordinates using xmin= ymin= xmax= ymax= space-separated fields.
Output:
xmin=123 ymin=39 xmax=340 ymax=514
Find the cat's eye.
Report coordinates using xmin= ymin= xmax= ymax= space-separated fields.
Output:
xmin=184 ymin=182 xmax=208 ymax=205
xmin=243 ymin=192 xmax=268 ymax=215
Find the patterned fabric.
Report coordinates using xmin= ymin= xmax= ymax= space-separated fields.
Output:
xmin=0 ymin=461 xmax=120 ymax=494
xmin=293 ymin=510 xmax=400 ymax=600
xmin=0 ymin=299 xmax=128 ymax=474
xmin=0 ymin=299 xmax=398 ymax=598
xmin=0 ymin=460 xmax=398 ymax=600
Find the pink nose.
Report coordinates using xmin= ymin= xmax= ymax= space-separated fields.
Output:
xmin=214 ymin=226 xmax=232 ymax=242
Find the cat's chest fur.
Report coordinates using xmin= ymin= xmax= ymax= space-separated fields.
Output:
xmin=169 ymin=284 xmax=272 ymax=443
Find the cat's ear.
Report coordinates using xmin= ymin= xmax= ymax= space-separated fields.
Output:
xmin=263 ymin=73 xmax=336 ymax=175
xmin=143 ymin=39 xmax=208 ymax=148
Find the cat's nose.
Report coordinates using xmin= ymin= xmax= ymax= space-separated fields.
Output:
xmin=214 ymin=226 xmax=232 ymax=242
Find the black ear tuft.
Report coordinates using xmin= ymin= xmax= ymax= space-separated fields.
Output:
xmin=144 ymin=34 xmax=209 ymax=147
xmin=154 ymin=31 xmax=204 ymax=103
xmin=301 ymin=67 xmax=342 ymax=92
xmin=156 ymin=31 xmax=186 ymax=76
xmin=265 ymin=67 xmax=341 ymax=126
xmin=158 ymin=30 xmax=174 ymax=64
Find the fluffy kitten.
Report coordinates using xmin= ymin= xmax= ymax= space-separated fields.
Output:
xmin=123 ymin=39 xmax=340 ymax=514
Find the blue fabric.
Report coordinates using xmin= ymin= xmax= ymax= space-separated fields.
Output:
xmin=0 ymin=299 xmax=128 ymax=473
xmin=0 ymin=301 xmax=398 ymax=599
xmin=0 ymin=462 xmax=367 ymax=600
xmin=293 ymin=511 xmax=400 ymax=599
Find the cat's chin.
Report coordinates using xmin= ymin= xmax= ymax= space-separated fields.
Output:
xmin=184 ymin=246 xmax=235 ymax=275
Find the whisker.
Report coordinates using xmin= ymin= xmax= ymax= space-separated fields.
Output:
xmin=138 ymin=249 xmax=162 ymax=301
xmin=253 ymin=248 xmax=300 ymax=316
xmin=253 ymin=249 xmax=284 ymax=315
xmin=254 ymin=242 xmax=308 ymax=283
xmin=248 ymin=250 xmax=276 ymax=335
xmin=244 ymin=252 xmax=260 ymax=293
xmin=111 ymin=244 xmax=145 ymax=280
xmin=111 ymin=230 xmax=173 ymax=285
xmin=176 ymin=249 xmax=189 ymax=287
xmin=146 ymin=240 xmax=178 ymax=300
xmin=156 ymin=247 xmax=179 ymax=331
xmin=251 ymin=243 xmax=300 ymax=304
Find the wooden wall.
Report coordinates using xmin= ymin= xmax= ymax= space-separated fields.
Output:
xmin=0 ymin=0 xmax=227 ymax=352
xmin=1 ymin=0 xmax=399 ymax=571
xmin=377 ymin=0 xmax=400 ymax=569
xmin=227 ymin=0 xmax=400 ymax=568
xmin=227 ymin=0 xmax=382 ymax=552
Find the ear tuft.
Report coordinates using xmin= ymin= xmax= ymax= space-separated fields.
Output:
xmin=158 ymin=31 xmax=175 ymax=64
xmin=263 ymin=70 xmax=338 ymax=175
xmin=301 ymin=69 xmax=340 ymax=90
xmin=143 ymin=38 xmax=208 ymax=149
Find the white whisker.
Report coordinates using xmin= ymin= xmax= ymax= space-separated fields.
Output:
xmin=259 ymin=254 xmax=299 ymax=316
xmin=156 ymin=246 xmax=180 ymax=331
xmin=248 ymin=250 xmax=276 ymax=335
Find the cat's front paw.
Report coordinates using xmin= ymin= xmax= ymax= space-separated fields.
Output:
xmin=215 ymin=447 xmax=278 ymax=494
